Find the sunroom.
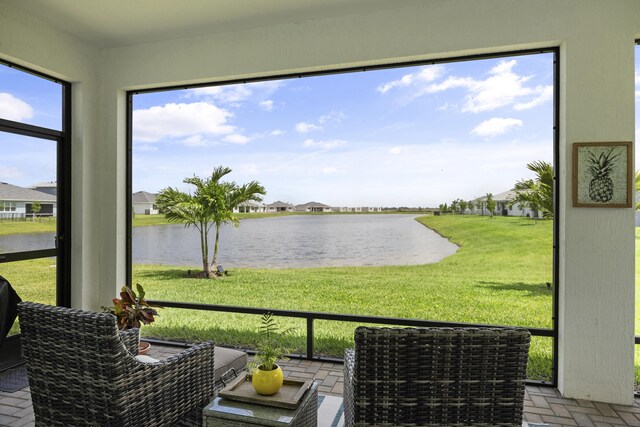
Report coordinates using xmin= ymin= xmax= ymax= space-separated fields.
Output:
xmin=0 ymin=1 xmax=639 ymax=426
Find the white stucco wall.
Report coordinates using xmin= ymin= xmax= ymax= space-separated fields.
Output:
xmin=0 ymin=3 xmax=99 ymax=310
xmin=1 ymin=0 xmax=639 ymax=404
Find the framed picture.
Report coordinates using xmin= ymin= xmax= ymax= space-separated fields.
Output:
xmin=572 ymin=141 xmax=633 ymax=208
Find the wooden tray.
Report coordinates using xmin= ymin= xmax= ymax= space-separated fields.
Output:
xmin=218 ymin=372 xmax=313 ymax=409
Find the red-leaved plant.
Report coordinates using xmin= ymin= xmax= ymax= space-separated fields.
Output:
xmin=104 ymin=283 xmax=162 ymax=330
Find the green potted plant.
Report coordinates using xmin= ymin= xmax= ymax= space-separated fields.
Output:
xmin=249 ymin=313 xmax=293 ymax=396
xmin=103 ymin=283 xmax=162 ymax=354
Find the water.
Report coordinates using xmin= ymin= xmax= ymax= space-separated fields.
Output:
xmin=0 ymin=214 xmax=459 ymax=268
xmin=0 ymin=232 xmax=56 ymax=253
xmin=132 ymin=214 xmax=458 ymax=268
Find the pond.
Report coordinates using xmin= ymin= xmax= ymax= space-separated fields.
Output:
xmin=0 ymin=214 xmax=459 ymax=268
xmin=132 ymin=214 xmax=458 ymax=268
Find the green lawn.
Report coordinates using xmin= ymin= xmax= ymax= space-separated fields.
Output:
xmin=0 ymin=215 xmax=565 ymax=382
xmin=124 ymin=215 xmax=553 ymax=380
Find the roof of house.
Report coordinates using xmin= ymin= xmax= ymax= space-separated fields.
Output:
xmin=296 ymin=201 xmax=331 ymax=208
xmin=474 ymin=190 xmax=517 ymax=203
xmin=267 ymin=201 xmax=294 ymax=207
xmin=0 ymin=182 xmax=56 ymax=202
xmin=30 ymin=181 xmax=57 ymax=189
xmin=239 ymin=200 xmax=265 ymax=207
xmin=132 ymin=191 xmax=157 ymax=204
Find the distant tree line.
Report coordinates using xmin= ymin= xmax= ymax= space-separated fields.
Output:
xmin=438 ymin=160 xmax=553 ymax=219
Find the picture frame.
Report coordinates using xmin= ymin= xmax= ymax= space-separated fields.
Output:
xmin=572 ymin=141 xmax=632 ymax=208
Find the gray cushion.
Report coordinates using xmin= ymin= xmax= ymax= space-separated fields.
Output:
xmin=214 ymin=346 xmax=247 ymax=382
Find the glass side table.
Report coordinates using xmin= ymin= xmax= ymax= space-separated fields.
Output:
xmin=203 ymin=381 xmax=318 ymax=426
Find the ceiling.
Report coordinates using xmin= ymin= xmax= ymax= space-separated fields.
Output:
xmin=6 ymin=0 xmax=427 ymax=49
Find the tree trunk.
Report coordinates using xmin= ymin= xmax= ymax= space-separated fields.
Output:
xmin=200 ymin=224 xmax=211 ymax=278
xmin=210 ymin=222 xmax=221 ymax=274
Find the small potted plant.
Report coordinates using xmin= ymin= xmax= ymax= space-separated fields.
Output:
xmin=249 ymin=313 xmax=293 ymax=396
xmin=103 ymin=283 xmax=162 ymax=354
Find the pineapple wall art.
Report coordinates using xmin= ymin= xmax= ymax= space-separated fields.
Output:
xmin=573 ymin=141 xmax=632 ymax=208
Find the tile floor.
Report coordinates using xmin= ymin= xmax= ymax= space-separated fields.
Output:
xmin=2 ymin=344 xmax=640 ymax=426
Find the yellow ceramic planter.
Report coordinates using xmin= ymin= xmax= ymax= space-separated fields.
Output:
xmin=252 ymin=364 xmax=284 ymax=395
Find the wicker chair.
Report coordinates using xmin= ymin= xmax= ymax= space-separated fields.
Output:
xmin=344 ymin=326 xmax=531 ymax=427
xmin=17 ymin=301 xmax=217 ymax=427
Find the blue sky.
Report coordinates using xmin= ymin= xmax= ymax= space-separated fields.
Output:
xmin=1 ymin=48 xmax=638 ymax=207
xmin=133 ymin=53 xmax=555 ymax=207
xmin=0 ymin=64 xmax=60 ymax=187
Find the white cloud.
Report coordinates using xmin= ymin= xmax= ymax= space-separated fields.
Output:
xmin=260 ymin=100 xmax=274 ymax=111
xmin=302 ymin=138 xmax=346 ymax=150
xmin=426 ymin=60 xmax=539 ymax=112
xmin=403 ymin=59 xmax=553 ymax=113
xmin=636 ymin=90 xmax=640 ymax=100
xmin=133 ymin=102 xmax=234 ymax=142
xmin=636 ymin=72 xmax=640 ymax=85
xmin=388 ymin=146 xmax=404 ymax=155
xmin=0 ymin=93 xmax=33 ymax=122
xmin=471 ymin=117 xmax=523 ymax=137
xmin=377 ymin=65 xmax=445 ymax=94
xmin=514 ymin=85 xmax=553 ymax=110
xmin=319 ymin=111 xmax=347 ymax=124
xmin=181 ymin=135 xmax=208 ymax=147
xmin=186 ymin=80 xmax=283 ymax=105
xmin=271 ymin=129 xmax=286 ymax=136
xmin=224 ymin=134 xmax=250 ymax=144
xmin=295 ymin=122 xmax=323 ymax=133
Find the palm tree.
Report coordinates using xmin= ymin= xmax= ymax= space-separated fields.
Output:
xmin=467 ymin=200 xmax=475 ymax=213
xmin=458 ymin=200 xmax=468 ymax=214
xmin=156 ymin=166 xmax=266 ymax=278
xmin=450 ymin=199 xmax=459 ymax=214
xmin=31 ymin=201 xmax=41 ymax=222
xmin=511 ymin=160 xmax=554 ymax=219
xmin=485 ymin=193 xmax=496 ymax=218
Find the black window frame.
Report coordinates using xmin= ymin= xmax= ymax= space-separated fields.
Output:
xmin=0 ymin=59 xmax=72 ymax=308
xmin=126 ymin=47 xmax=560 ymax=386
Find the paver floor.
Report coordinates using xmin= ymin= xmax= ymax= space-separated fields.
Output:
xmin=2 ymin=344 xmax=640 ymax=426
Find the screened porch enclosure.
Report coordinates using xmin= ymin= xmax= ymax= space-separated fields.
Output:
xmin=0 ymin=0 xmax=638 ymax=408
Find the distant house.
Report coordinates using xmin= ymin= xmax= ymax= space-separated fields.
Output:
xmin=336 ymin=206 xmax=382 ymax=212
xmin=472 ymin=189 xmax=541 ymax=218
xmin=337 ymin=206 xmax=362 ymax=212
xmin=132 ymin=191 xmax=158 ymax=215
xmin=266 ymin=201 xmax=294 ymax=212
xmin=30 ymin=181 xmax=57 ymax=196
xmin=234 ymin=200 xmax=266 ymax=213
xmin=295 ymin=201 xmax=332 ymax=212
xmin=0 ymin=182 xmax=57 ymax=219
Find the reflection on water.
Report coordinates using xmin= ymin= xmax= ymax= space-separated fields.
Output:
xmin=132 ymin=214 xmax=458 ymax=268
xmin=0 ymin=215 xmax=459 ymax=268
xmin=0 ymin=232 xmax=56 ymax=253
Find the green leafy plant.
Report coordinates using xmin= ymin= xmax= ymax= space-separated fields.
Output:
xmin=249 ymin=313 xmax=294 ymax=372
xmin=103 ymin=283 xmax=162 ymax=330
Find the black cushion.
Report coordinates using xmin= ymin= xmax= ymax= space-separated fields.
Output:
xmin=0 ymin=275 xmax=21 ymax=346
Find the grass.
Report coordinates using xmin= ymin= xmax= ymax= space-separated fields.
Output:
xmin=0 ymin=217 xmax=57 ymax=235
xmin=124 ymin=215 xmax=554 ymax=380
xmin=4 ymin=215 xmax=556 ymax=380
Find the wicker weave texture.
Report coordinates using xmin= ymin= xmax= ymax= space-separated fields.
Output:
xmin=18 ymin=302 xmax=216 ymax=427
xmin=344 ymin=327 xmax=531 ymax=427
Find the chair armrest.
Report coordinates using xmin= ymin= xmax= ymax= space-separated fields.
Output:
xmin=119 ymin=328 xmax=140 ymax=355
xmin=123 ymin=341 xmax=215 ymax=426
xmin=344 ymin=348 xmax=355 ymax=427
